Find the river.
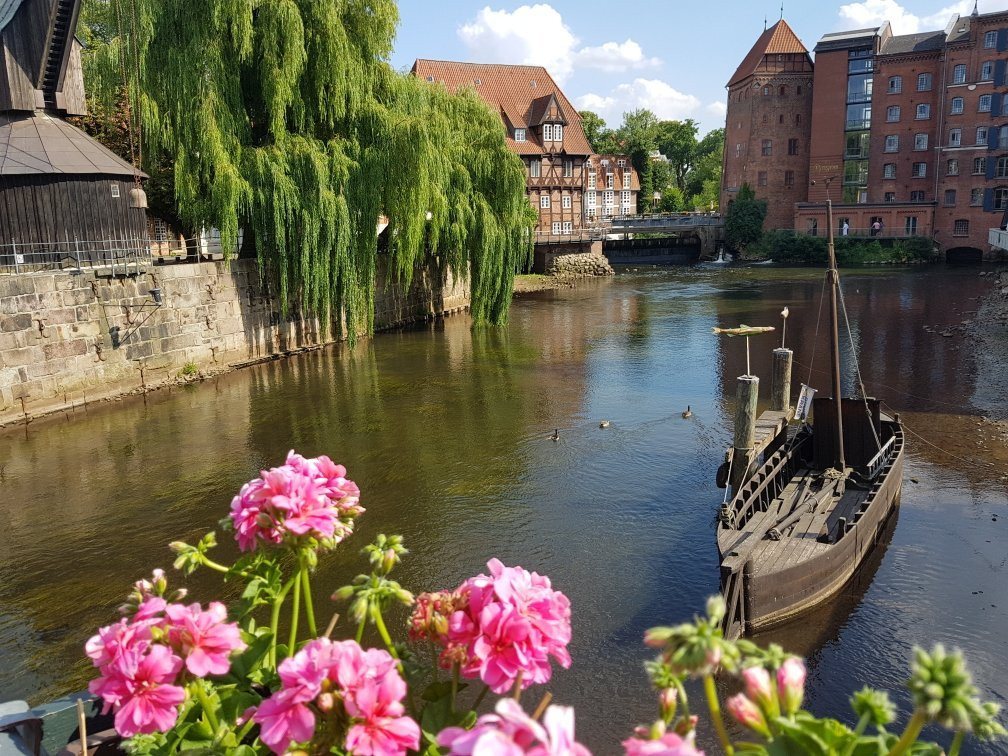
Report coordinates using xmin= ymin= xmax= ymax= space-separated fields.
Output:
xmin=1 ymin=265 xmax=1006 ymax=753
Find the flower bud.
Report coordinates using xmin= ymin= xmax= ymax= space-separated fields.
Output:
xmin=255 ymin=513 xmax=273 ymax=528
xmin=153 ymin=571 xmax=168 ymax=595
xmin=643 ymin=627 xmax=674 ymax=648
xmin=726 ymin=694 xmax=771 ymax=737
xmin=742 ymin=666 xmax=773 ymax=708
xmin=331 ymin=585 xmax=355 ymax=602
xmin=777 ymin=657 xmax=806 ymax=715
xmin=168 ymin=541 xmax=189 ymax=553
xmin=659 ymin=687 xmax=677 ymax=721
xmin=316 ymin=692 xmax=335 ymax=712
xmin=673 ymin=715 xmax=698 ymax=737
xmin=382 ymin=548 xmax=397 ymax=574
xmin=648 ymin=719 xmax=666 ymax=740
xmin=706 ymin=595 xmax=726 ymax=625
xmin=168 ymin=588 xmax=188 ymax=602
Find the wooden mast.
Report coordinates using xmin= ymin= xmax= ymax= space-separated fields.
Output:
xmin=824 ymin=183 xmax=846 ymax=471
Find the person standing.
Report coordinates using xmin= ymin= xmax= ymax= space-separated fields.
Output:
xmin=842 ymin=221 xmax=849 ymax=236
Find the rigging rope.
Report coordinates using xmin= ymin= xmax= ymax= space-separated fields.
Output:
xmin=881 ymin=402 xmax=998 ymax=469
xmin=836 ymin=279 xmax=883 ymax=454
xmin=805 ymin=272 xmax=829 ymax=386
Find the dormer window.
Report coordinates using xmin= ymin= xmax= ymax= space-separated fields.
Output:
xmin=543 ymin=124 xmax=553 ymax=141
xmin=554 ymin=124 xmax=563 ymax=142
xmin=542 ymin=123 xmax=562 ymax=142
xmin=514 ymin=128 xmax=526 ymax=142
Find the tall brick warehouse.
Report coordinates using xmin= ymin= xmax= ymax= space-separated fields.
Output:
xmin=723 ymin=7 xmax=1008 ymax=259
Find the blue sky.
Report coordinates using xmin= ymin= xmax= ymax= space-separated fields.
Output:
xmin=390 ymin=0 xmax=1004 ymax=136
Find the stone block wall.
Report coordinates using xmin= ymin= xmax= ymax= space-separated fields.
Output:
xmin=0 ymin=259 xmax=469 ymax=426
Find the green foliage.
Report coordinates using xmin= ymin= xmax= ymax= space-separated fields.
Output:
xmin=724 ymin=182 xmax=766 ymax=251
xmin=754 ymin=231 xmax=936 ymax=265
xmin=655 ymin=118 xmax=699 ymax=192
xmin=579 ymin=110 xmax=616 ymax=153
xmin=84 ymin=0 xmax=535 ymax=338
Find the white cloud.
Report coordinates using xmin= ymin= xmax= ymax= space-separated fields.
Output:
xmin=837 ymin=0 xmax=998 ymax=35
xmin=574 ymin=39 xmax=661 ymax=73
xmin=705 ymin=101 xmax=728 ymax=119
xmin=457 ymin=5 xmax=660 ymax=82
xmin=576 ymin=79 xmax=699 ymax=121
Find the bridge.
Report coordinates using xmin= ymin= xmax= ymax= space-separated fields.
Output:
xmin=607 ymin=212 xmax=724 ymax=235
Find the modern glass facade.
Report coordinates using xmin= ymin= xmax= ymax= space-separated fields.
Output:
xmin=844 ymin=47 xmax=873 ymax=203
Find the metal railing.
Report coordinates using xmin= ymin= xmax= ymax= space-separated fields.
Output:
xmin=0 ymin=237 xmax=151 ymax=275
xmin=804 ymin=226 xmax=932 ymax=239
xmin=534 ymin=227 xmax=606 ymax=243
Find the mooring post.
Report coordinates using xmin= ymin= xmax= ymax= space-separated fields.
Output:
xmin=730 ymin=374 xmax=759 ymax=492
xmin=770 ymin=347 xmax=793 ymax=414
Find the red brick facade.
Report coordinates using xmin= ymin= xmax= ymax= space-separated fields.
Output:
xmin=726 ymin=10 xmax=1008 ymax=256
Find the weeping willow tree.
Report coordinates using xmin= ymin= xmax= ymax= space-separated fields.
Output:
xmin=84 ymin=0 xmax=535 ymax=336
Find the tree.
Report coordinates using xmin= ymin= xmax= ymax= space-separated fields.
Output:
xmin=85 ymin=0 xmax=535 ymax=336
xmin=655 ymin=119 xmax=699 ymax=192
xmin=724 ymin=182 xmax=766 ymax=252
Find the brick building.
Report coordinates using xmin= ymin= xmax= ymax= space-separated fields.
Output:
xmin=721 ymin=20 xmax=814 ymax=229
xmin=725 ymin=7 xmax=1008 ymax=259
xmin=411 ymin=59 xmax=636 ymax=251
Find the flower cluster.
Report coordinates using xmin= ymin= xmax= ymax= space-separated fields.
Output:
xmin=86 ymin=598 xmax=245 ymax=737
xmin=438 ymin=697 xmax=590 ymax=755
xmin=411 ymin=558 xmax=572 ymax=694
xmin=229 ymin=450 xmax=363 ymax=552
xmin=622 ymin=729 xmax=704 ymax=756
xmin=725 ymin=657 xmax=806 ymax=737
xmin=251 ymin=638 xmax=419 ymax=755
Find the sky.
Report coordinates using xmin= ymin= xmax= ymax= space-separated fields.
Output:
xmin=390 ymin=0 xmax=1006 ymax=136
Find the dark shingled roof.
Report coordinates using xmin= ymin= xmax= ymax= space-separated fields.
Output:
xmin=0 ymin=0 xmax=24 ymax=31
xmin=881 ymin=31 xmax=946 ymax=55
xmin=0 ymin=112 xmax=145 ymax=176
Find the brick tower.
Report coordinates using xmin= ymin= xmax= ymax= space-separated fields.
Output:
xmin=721 ymin=20 xmax=814 ymax=229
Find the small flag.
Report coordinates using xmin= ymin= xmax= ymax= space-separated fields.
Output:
xmin=795 ymin=383 xmax=817 ymax=421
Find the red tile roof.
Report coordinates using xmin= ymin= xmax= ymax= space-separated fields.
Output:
xmin=727 ymin=20 xmax=811 ymax=87
xmin=411 ymin=59 xmax=593 ymax=156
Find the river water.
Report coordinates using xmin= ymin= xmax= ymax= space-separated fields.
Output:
xmin=1 ymin=265 xmax=1006 ymax=753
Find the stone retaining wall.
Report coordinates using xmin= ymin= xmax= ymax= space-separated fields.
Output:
xmin=547 ymin=248 xmax=614 ymax=278
xmin=0 ymin=259 xmax=469 ymax=427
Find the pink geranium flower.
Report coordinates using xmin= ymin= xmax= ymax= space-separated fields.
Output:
xmin=622 ymin=731 xmax=704 ymax=755
xmin=164 ymin=601 xmax=246 ymax=677
xmin=426 ymin=559 xmax=572 ymax=694
xmin=777 ymin=658 xmax=806 ymax=715
xmin=103 ymin=645 xmax=187 ymax=737
xmin=438 ymin=698 xmax=589 ymax=755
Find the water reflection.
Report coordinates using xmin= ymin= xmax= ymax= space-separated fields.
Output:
xmin=0 ymin=266 xmax=1005 ymax=753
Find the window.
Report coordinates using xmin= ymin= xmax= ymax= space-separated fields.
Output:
xmin=606 ymin=173 xmax=614 ymax=189
xmin=110 ymin=184 xmax=120 ymax=198
xmin=912 ymin=162 xmax=927 ymax=177
xmin=996 ymin=188 xmax=1008 ymax=210
xmin=588 ymin=170 xmax=596 ymax=189
xmin=950 ymin=128 xmax=961 ymax=146
xmin=885 ymin=134 xmax=900 ymax=152
xmin=916 ymin=103 xmax=930 ymax=120
xmin=563 ymin=159 xmax=572 ymax=177
xmin=617 ymin=159 xmax=625 ymax=167
xmin=763 ymin=86 xmax=771 ymax=96
xmin=953 ymin=219 xmax=969 ymax=236
xmin=997 ymin=156 xmax=1008 ymax=178
xmin=530 ymin=160 xmax=541 ymax=177
xmin=540 ymin=195 xmax=550 ymax=208
xmin=883 ymin=163 xmax=896 ymax=178
xmin=778 ymin=114 xmax=783 ymax=124
xmin=780 ymin=85 xmax=788 ymax=96
xmin=947 ymin=158 xmax=959 ymax=175
xmin=984 ymin=30 xmax=997 ymax=48
xmin=943 ymin=189 xmax=956 ymax=205
xmin=888 ymin=76 xmax=902 ymax=93
xmin=1000 ymin=129 xmax=1008 ymax=149
xmin=911 ymin=190 xmax=926 ymax=202
xmin=562 ymin=194 xmax=571 ymax=208
xmin=797 ymin=85 xmax=802 ymax=95
xmin=951 ymin=97 xmax=964 ymax=115
xmin=884 ymin=192 xmax=896 ymax=202
xmin=980 ymin=94 xmax=992 ymax=112
xmin=974 ymin=157 xmax=987 ymax=174
xmin=971 ymin=188 xmax=984 ymax=205
xmin=788 ymin=138 xmax=799 ymax=155
xmin=562 ymin=221 xmax=572 ymax=234
xmin=886 ymin=105 xmax=901 ymax=122
xmin=623 ymin=169 xmax=631 ymax=185
xmin=807 ymin=218 xmax=818 ymax=236
xmin=981 ymin=61 xmax=994 ymax=81
xmin=917 ymin=72 xmax=932 ymax=91
xmin=795 ymin=113 xmax=802 ymax=124
xmin=757 ymin=171 xmax=767 ymax=187
xmin=977 ymin=127 xmax=988 ymax=145
xmin=543 ymin=124 xmax=553 ymax=141
xmin=551 ymin=222 xmax=561 ymax=234
xmin=761 ymin=139 xmax=772 ymax=156
xmin=621 ymin=190 xmax=631 ymax=206
xmin=555 ymin=124 xmax=563 ymax=142
xmin=784 ymin=170 xmax=795 ymax=187
xmin=905 ymin=216 xmax=918 ymax=235
xmin=953 ymin=64 xmax=967 ymax=84
xmin=514 ymin=128 xmax=526 ymax=142
xmin=914 ymin=133 xmax=928 ymax=150
xmin=585 ymin=192 xmax=596 ymax=207
xmin=603 ymin=190 xmax=614 ymax=206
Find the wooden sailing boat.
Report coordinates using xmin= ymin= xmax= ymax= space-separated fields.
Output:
xmin=715 ymin=190 xmax=904 ymax=640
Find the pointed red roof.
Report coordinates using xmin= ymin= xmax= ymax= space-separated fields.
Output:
xmin=727 ymin=20 xmax=810 ymax=87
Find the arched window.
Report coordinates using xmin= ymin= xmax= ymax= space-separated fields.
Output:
xmin=779 ymin=85 xmax=787 ymax=96
xmin=763 ymin=86 xmax=771 ymax=96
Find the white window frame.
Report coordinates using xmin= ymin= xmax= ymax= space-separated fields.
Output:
xmin=563 ymin=159 xmax=572 ymax=178
xmin=977 ymin=127 xmax=988 ymax=145
xmin=949 ymin=128 xmax=961 ymax=146
xmin=606 ymin=173 xmax=614 ymax=189
xmin=514 ymin=128 xmax=526 ymax=142
xmin=979 ymin=94 xmax=992 ymax=112
xmin=588 ymin=171 xmax=596 ymax=189
xmin=543 ymin=124 xmax=553 ymax=141
xmin=554 ymin=124 xmax=563 ymax=142
xmin=586 ymin=192 xmax=596 ymax=208
xmin=621 ymin=190 xmax=631 ymax=207
xmin=603 ymin=190 xmax=614 ymax=207
xmin=981 ymin=61 xmax=994 ymax=81
xmin=551 ymin=222 xmax=562 ymax=234
xmin=883 ymin=163 xmax=896 ymax=179
xmin=914 ymin=133 xmax=928 ymax=150
xmin=540 ymin=195 xmax=550 ymax=208
xmin=562 ymin=221 xmax=572 ymax=234
xmin=915 ymin=103 xmax=930 ymax=120
xmin=886 ymin=105 xmax=900 ymax=122
xmin=888 ymin=76 xmax=902 ymax=93
xmin=912 ymin=162 xmax=927 ymax=178
xmin=985 ymin=30 xmax=997 ymax=48
xmin=951 ymin=97 xmax=964 ymax=114
xmin=884 ymin=135 xmax=899 ymax=152
xmin=561 ymin=194 xmax=571 ymax=209
xmin=530 ymin=160 xmax=541 ymax=177
xmin=917 ymin=72 xmax=932 ymax=91
xmin=623 ymin=169 xmax=631 ymax=186
xmin=953 ymin=64 xmax=967 ymax=84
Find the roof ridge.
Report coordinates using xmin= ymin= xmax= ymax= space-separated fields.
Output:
xmin=727 ymin=19 xmax=811 ymax=87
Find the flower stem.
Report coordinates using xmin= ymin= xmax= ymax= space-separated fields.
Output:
xmin=841 ymin=713 xmax=872 ymax=756
xmin=370 ymin=604 xmax=399 ymax=659
xmin=674 ymin=678 xmax=690 ymax=721
xmin=300 ymin=561 xmax=317 ymax=637
xmin=355 ymin=616 xmax=366 ymax=643
xmin=949 ymin=730 xmax=964 ymax=756
xmin=473 ymin=684 xmax=491 ymax=710
xmin=288 ymin=566 xmax=302 ymax=654
xmin=451 ymin=664 xmax=460 ymax=714
xmin=269 ymin=575 xmax=298 ymax=667
xmin=703 ymin=674 xmax=734 ymax=755
xmin=887 ymin=710 xmax=927 ymax=756
xmin=194 ymin=680 xmax=220 ymax=734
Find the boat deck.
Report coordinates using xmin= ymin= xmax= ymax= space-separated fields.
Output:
xmin=719 ymin=466 xmax=870 ymax=576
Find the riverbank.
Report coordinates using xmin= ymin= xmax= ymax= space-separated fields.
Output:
xmin=968 ymin=268 xmax=1008 ymax=427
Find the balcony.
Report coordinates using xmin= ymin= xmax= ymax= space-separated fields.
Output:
xmin=846 ymin=119 xmax=871 ymax=130
xmin=989 ymin=227 xmax=1008 ymax=250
